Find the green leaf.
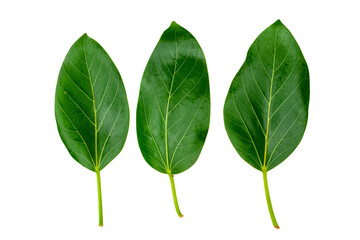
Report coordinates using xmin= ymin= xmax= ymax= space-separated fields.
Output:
xmin=55 ymin=34 xmax=129 ymax=226
xmin=136 ymin=21 xmax=210 ymax=217
xmin=223 ymin=20 xmax=309 ymax=228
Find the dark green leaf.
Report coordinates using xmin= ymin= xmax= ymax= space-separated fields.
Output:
xmin=224 ymin=20 xmax=309 ymax=172
xmin=55 ymin=34 xmax=129 ymax=172
xmin=136 ymin=22 xmax=210 ymax=217
xmin=223 ymin=20 xmax=309 ymax=228
xmin=55 ymin=34 xmax=129 ymax=226
xmin=137 ymin=22 xmax=210 ymax=175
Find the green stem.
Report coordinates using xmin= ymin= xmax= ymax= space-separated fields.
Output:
xmin=96 ymin=167 xmax=103 ymax=227
xmin=262 ymin=170 xmax=279 ymax=229
xmin=168 ymin=173 xmax=183 ymax=218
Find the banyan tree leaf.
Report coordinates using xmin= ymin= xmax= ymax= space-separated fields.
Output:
xmin=136 ymin=21 xmax=210 ymax=217
xmin=223 ymin=20 xmax=309 ymax=228
xmin=55 ymin=34 xmax=129 ymax=226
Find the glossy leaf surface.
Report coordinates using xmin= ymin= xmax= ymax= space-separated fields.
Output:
xmin=224 ymin=20 xmax=309 ymax=172
xmin=55 ymin=34 xmax=129 ymax=172
xmin=137 ymin=22 xmax=210 ymax=175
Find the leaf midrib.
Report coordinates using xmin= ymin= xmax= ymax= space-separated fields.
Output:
xmin=83 ymin=45 xmax=98 ymax=169
xmin=164 ymin=30 xmax=178 ymax=172
xmin=262 ymin=28 xmax=278 ymax=170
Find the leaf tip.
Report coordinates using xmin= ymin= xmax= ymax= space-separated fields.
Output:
xmin=179 ymin=214 xmax=184 ymax=218
xmin=274 ymin=19 xmax=282 ymax=25
xmin=170 ymin=21 xmax=179 ymax=28
xmin=275 ymin=226 xmax=280 ymax=229
xmin=78 ymin=33 xmax=90 ymax=43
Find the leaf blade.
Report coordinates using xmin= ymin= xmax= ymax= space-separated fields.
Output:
xmin=137 ymin=22 xmax=210 ymax=174
xmin=55 ymin=34 xmax=129 ymax=171
xmin=224 ymin=20 xmax=309 ymax=171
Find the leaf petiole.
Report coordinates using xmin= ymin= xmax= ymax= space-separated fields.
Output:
xmin=168 ymin=173 xmax=183 ymax=218
xmin=262 ymin=170 xmax=279 ymax=229
xmin=95 ymin=167 xmax=103 ymax=227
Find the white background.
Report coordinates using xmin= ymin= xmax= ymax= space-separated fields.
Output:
xmin=1 ymin=0 xmax=359 ymax=239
